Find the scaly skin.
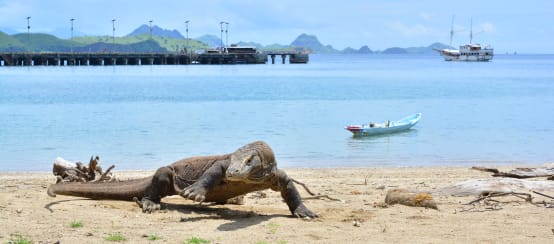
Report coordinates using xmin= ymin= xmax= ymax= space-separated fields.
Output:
xmin=47 ymin=141 xmax=318 ymax=218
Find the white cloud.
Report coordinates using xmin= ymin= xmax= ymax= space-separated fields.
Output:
xmin=479 ymin=22 xmax=495 ymax=33
xmin=388 ymin=21 xmax=433 ymax=36
xmin=419 ymin=12 xmax=432 ymax=21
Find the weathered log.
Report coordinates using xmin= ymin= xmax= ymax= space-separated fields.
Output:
xmin=471 ymin=166 xmax=554 ymax=179
xmin=471 ymin=166 xmax=499 ymax=174
xmin=436 ymin=178 xmax=554 ymax=197
xmin=384 ymin=189 xmax=438 ymax=209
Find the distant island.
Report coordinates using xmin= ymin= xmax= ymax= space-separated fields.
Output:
xmin=0 ymin=25 xmax=452 ymax=54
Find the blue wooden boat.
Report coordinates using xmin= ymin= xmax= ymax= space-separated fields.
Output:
xmin=345 ymin=113 xmax=422 ymax=136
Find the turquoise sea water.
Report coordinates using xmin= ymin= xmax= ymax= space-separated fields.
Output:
xmin=1 ymin=54 xmax=553 ymax=171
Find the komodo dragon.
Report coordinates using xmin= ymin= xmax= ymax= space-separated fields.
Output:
xmin=47 ymin=141 xmax=318 ymax=218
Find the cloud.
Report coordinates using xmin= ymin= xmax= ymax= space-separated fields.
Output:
xmin=388 ymin=21 xmax=433 ymax=36
xmin=479 ymin=22 xmax=495 ymax=33
xmin=419 ymin=12 xmax=432 ymax=21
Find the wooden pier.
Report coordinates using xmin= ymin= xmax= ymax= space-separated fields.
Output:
xmin=0 ymin=51 xmax=308 ymax=66
xmin=0 ymin=52 xmax=192 ymax=66
xmin=265 ymin=52 xmax=309 ymax=64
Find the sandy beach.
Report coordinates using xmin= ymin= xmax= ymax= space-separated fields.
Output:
xmin=1 ymin=166 xmax=553 ymax=243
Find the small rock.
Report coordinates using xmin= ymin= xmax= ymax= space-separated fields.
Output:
xmin=16 ymin=208 xmax=23 ymax=214
xmin=352 ymin=220 xmax=361 ymax=227
xmin=376 ymin=185 xmax=385 ymax=190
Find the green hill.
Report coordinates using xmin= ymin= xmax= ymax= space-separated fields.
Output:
xmin=196 ymin=34 xmax=222 ymax=48
xmin=0 ymin=31 xmax=24 ymax=51
xmin=12 ymin=33 xmax=79 ymax=52
xmin=71 ymin=39 xmax=165 ymax=53
xmin=381 ymin=47 xmax=408 ymax=54
xmin=342 ymin=45 xmax=373 ymax=54
xmin=290 ymin=33 xmax=339 ymax=53
xmin=73 ymin=34 xmax=208 ymax=52
xmin=0 ymin=31 xmax=208 ymax=53
xmin=127 ymin=25 xmax=184 ymax=39
xmin=380 ymin=42 xmax=453 ymax=54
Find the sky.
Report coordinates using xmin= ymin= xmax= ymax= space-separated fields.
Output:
xmin=1 ymin=0 xmax=553 ymax=53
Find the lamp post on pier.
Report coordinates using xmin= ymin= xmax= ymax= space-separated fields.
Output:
xmin=112 ymin=19 xmax=116 ymax=51
xmin=149 ymin=20 xmax=153 ymax=39
xmin=70 ymin=18 xmax=75 ymax=40
xmin=219 ymin=21 xmax=224 ymax=52
xmin=185 ymin=20 xmax=189 ymax=52
xmin=26 ymin=16 xmax=31 ymax=52
xmin=224 ymin=22 xmax=229 ymax=48
xmin=219 ymin=21 xmax=229 ymax=52
xmin=70 ymin=18 xmax=75 ymax=53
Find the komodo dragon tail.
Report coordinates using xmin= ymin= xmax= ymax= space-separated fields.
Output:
xmin=47 ymin=177 xmax=152 ymax=201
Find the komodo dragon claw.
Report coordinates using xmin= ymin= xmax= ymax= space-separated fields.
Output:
xmin=179 ymin=184 xmax=207 ymax=203
xmin=133 ymin=197 xmax=161 ymax=213
xmin=293 ymin=204 xmax=319 ymax=219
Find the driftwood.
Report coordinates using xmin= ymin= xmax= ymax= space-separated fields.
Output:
xmin=436 ymin=178 xmax=554 ymax=197
xmin=52 ymin=156 xmax=116 ymax=183
xmin=471 ymin=166 xmax=554 ymax=180
xmin=384 ymin=189 xmax=438 ymax=209
xmin=466 ymin=192 xmax=533 ymax=205
xmin=291 ymin=178 xmax=344 ymax=202
xmin=437 ymin=178 xmax=554 ymax=210
xmin=436 ymin=166 xmax=554 ymax=210
xmin=458 ymin=191 xmax=539 ymax=212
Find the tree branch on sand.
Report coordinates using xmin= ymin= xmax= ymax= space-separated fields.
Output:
xmin=52 ymin=156 xmax=116 ymax=183
xmin=291 ymin=178 xmax=344 ymax=202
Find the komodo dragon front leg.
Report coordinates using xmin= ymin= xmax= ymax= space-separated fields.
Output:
xmin=179 ymin=160 xmax=227 ymax=202
xmin=273 ymin=169 xmax=318 ymax=218
xmin=135 ymin=166 xmax=180 ymax=213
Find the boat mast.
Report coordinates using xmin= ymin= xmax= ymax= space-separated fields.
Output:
xmin=449 ymin=15 xmax=455 ymax=47
xmin=469 ymin=18 xmax=473 ymax=44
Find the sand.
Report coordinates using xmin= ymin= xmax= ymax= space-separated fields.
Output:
xmin=1 ymin=166 xmax=553 ymax=243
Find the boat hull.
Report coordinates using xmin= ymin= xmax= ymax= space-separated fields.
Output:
xmin=345 ymin=113 xmax=421 ymax=137
xmin=440 ymin=53 xmax=493 ymax=62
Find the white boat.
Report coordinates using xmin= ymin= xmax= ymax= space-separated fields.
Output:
xmin=437 ymin=44 xmax=494 ymax=62
xmin=345 ymin=113 xmax=422 ymax=137
xmin=435 ymin=17 xmax=493 ymax=62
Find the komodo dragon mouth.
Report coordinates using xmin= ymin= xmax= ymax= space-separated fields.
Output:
xmin=225 ymin=141 xmax=277 ymax=183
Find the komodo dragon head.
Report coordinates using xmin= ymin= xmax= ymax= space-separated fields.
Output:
xmin=226 ymin=141 xmax=277 ymax=184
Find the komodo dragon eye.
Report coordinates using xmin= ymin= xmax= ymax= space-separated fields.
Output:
xmin=243 ymin=154 xmax=254 ymax=166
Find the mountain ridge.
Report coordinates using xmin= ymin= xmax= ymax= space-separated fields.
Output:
xmin=127 ymin=25 xmax=184 ymax=39
xmin=0 ymin=25 xmax=453 ymax=54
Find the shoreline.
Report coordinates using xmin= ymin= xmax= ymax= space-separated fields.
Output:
xmin=2 ymin=166 xmax=553 ymax=243
xmin=1 ymin=161 xmax=551 ymax=174
xmin=0 ymin=160 xmax=554 ymax=175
